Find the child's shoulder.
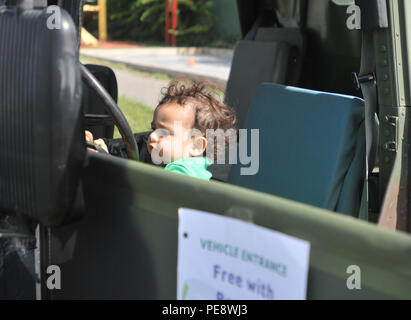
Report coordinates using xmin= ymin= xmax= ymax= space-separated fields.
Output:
xmin=165 ymin=157 xmax=212 ymax=181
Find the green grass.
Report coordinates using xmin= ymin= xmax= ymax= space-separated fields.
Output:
xmin=80 ymin=56 xmax=172 ymax=81
xmin=114 ymin=96 xmax=154 ymax=139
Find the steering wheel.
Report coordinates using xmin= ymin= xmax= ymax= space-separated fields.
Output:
xmin=80 ymin=64 xmax=139 ymax=161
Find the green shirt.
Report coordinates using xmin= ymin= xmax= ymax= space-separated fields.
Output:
xmin=165 ymin=157 xmax=213 ymax=181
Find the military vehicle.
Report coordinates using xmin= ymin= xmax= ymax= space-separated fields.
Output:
xmin=1 ymin=0 xmax=411 ymax=299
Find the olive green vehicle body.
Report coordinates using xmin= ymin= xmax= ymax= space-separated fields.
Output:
xmin=46 ymin=153 xmax=411 ymax=299
xmin=2 ymin=0 xmax=411 ymax=299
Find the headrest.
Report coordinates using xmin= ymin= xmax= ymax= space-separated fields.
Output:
xmin=0 ymin=3 xmax=85 ymax=226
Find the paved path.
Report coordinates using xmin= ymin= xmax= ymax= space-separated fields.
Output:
xmin=122 ymin=54 xmax=231 ymax=83
xmin=80 ymin=47 xmax=233 ymax=90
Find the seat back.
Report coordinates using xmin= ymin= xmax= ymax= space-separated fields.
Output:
xmin=50 ymin=0 xmax=83 ymax=46
xmin=225 ymin=28 xmax=305 ymax=128
xmin=255 ymin=28 xmax=305 ymax=86
xmin=0 ymin=1 xmax=84 ymax=226
xmin=228 ymin=84 xmax=366 ymax=217
xmin=83 ymin=64 xmax=117 ymax=139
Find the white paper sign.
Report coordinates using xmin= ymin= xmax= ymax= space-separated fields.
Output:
xmin=177 ymin=208 xmax=311 ymax=300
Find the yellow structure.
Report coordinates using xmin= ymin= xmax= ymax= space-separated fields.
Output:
xmin=82 ymin=0 xmax=107 ymax=46
xmin=81 ymin=27 xmax=99 ymax=47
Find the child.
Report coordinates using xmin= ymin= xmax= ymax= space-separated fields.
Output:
xmin=86 ymin=79 xmax=237 ymax=181
xmin=147 ymin=79 xmax=237 ymax=180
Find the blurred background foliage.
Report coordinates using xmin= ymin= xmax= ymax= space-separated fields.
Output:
xmin=85 ymin=0 xmax=241 ymax=47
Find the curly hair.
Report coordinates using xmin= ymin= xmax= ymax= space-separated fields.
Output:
xmin=158 ymin=79 xmax=237 ymax=131
xmin=157 ymin=79 xmax=238 ymax=161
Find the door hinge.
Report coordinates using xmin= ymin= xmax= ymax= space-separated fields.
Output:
xmin=383 ymin=115 xmax=399 ymax=152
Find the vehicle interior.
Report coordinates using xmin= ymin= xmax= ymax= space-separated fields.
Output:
xmin=1 ymin=0 xmax=411 ymax=299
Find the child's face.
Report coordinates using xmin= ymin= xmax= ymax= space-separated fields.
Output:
xmin=147 ymin=103 xmax=207 ymax=164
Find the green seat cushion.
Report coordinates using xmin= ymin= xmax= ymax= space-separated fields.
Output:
xmin=229 ymin=83 xmax=365 ymax=216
